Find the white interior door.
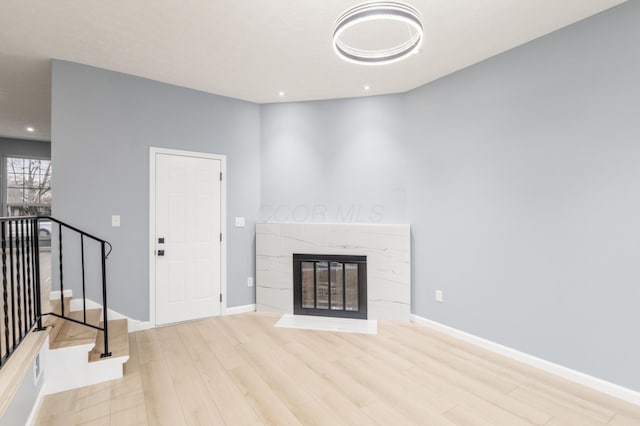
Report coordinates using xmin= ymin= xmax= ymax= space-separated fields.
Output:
xmin=154 ymin=152 xmax=222 ymax=325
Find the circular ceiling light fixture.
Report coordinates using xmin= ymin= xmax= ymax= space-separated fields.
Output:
xmin=333 ymin=2 xmax=423 ymax=65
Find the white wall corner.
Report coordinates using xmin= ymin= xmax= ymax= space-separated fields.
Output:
xmin=225 ymin=304 xmax=256 ymax=316
xmin=410 ymin=314 xmax=640 ymax=407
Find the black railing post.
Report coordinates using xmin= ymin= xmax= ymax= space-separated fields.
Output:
xmin=20 ymin=220 xmax=30 ymax=328
xmin=25 ymin=220 xmax=33 ymax=326
xmin=100 ymin=242 xmax=111 ymax=358
xmin=58 ymin=223 xmax=64 ymax=317
xmin=32 ymin=219 xmax=44 ymax=331
xmin=8 ymin=221 xmax=16 ymax=347
xmin=81 ymin=235 xmax=86 ymax=324
xmin=15 ymin=221 xmax=23 ymax=339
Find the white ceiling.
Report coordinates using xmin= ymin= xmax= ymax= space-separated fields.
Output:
xmin=0 ymin=0 xmax=626 ymax=141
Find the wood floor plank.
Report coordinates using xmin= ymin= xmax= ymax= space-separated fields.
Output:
xmin=229 ymin=364 xmax=303 ymax=426
xmin=190 ymin=349 xmax=262 ymax=425
xmin=33 ymin=313 xmax=640 ymax=426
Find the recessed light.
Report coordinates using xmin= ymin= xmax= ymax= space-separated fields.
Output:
xmin=26 ymin=127 xmax=35 ymax=132
xmin=278 ymin=91 xmax=285 ymax=97
xmin=363 ymin=85 xmax=371 ymax=91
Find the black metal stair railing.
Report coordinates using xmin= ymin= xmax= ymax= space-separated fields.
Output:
xmin=0 ymin=215 xmax=112 ymax=370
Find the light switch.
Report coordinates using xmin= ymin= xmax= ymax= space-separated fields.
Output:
xmin=235 ymin=217 xmax=245 ymax=227
xmin=112 ymin=215 xmax=121 ymax=227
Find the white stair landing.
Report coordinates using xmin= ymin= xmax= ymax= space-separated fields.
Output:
xmin=275 ymin=314 xmax=377 ymax=335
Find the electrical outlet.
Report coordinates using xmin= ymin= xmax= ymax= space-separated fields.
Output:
xmin=235 ymin=217 xmax=246 ymax=227
xmin=248 ymin=277 xmax=254 ymax=287
xmin=112 ymin=215 xmax=120 ymax=227
xmin=435 ymin=290 xmax=443 ymax=303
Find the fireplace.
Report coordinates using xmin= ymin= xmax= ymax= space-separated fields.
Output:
xmin=257 ymin=223 xmax=410 ymax=321
xmin=293 ymin=254 xmax=367 ymax=319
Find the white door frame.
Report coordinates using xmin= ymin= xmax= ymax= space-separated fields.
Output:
xmin=149 ymin=147 xmax=227 ymax=327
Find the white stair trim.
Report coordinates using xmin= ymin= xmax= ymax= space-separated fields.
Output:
xmin=69 ymin=297 xmax=152 ymax=332
xmin=43 ymin=339 xmax=127 ymax=394
xmin=49 ymin=289 xmax=72 ymax=300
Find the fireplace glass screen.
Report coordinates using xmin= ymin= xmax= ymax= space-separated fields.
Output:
xmin=294 ymin=254 xmax=367 ymax=319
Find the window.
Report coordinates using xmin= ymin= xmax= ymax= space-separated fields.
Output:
xmin=4 ymin=157 xmax=52 ymax=216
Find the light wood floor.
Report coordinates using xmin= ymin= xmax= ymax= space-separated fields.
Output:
xmin=35 ymin=312 xmax=640 ymax=425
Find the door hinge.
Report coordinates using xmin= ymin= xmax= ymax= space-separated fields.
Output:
xmin=220 ymin=172 xmax=222 ymax=181
xmin=219 ymin=233 xmax=222 ymax=242
xmin=220 ymin=293 xmax=222 ymax=303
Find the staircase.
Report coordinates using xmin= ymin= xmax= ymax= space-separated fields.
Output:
xmin=43 ymin=297 xmax=129 ymax=394
xmin=45 ymin=297 xmax=129 ymax=394
xmin=0 ymin=215 xmax=129 ymax=418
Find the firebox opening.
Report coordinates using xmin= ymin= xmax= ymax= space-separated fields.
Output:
xmin=293 ymin=254 xmax=367 ymax=319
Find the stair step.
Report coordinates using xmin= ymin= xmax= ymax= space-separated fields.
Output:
xmin=89 ymin=319 xmax=129 ymax=362
xmin=49 ymin=309 xmax=102 ymax=350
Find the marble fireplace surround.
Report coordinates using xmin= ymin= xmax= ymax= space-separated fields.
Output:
xmin=256 ymin=223 xmax=411 ymax=321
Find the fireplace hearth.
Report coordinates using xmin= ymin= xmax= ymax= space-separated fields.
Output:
xmin=293 ymin=254 xmax=367 ymax=319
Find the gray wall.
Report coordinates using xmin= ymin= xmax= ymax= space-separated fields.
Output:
xmin=260 ymin=1 xmax=640 ymax=391
xmin=406 ymin=0 xmax=640 ymax=391
xmin=51 ymin=60 xmax=260 ymax=319
xmin=261 ymin=96 xmax=407 ymax=224
xmin=0 ymin=137 xmax=51 ymax=214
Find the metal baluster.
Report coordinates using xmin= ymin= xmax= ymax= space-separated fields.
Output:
xmin=2 ymin=222 xmax=9 ymax=362
xmin=8 ymin=221 xmax=16 ymax=347
xmin=25 ymin=220 xmax=33 ymax=327
xmin=59 ymin=223 xmax=64 ymax=317
xmin=81 ymin=235 xmax=86 ymax=323
xmin=100 ymin=242 xmax=111 ymax=358
xmin=20 ymin=220 xmax=29 ymax=330
xmin=15 ymin=221 xmax=22 ymax=339
xmin=33 ymin=220 xmax=44 ymax=331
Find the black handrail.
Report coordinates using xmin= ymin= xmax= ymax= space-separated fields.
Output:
xmin=0 ymin=215 xmax=113 ymax=369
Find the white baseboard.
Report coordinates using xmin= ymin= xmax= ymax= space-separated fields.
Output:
xmin=67 ymin=298 xmax=254 ymax=330
xmin=225 ymin=304 xmax=256 ymax=315
xmin=128 ymin=320 xmax=153 ymax=332
xmin=25 ymin=383 xmax=47 ymax=426
xmin=49 ymin=289 xmax=72 ymax=300
xmin=410 ymin=314 xmax=640 ymax=406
